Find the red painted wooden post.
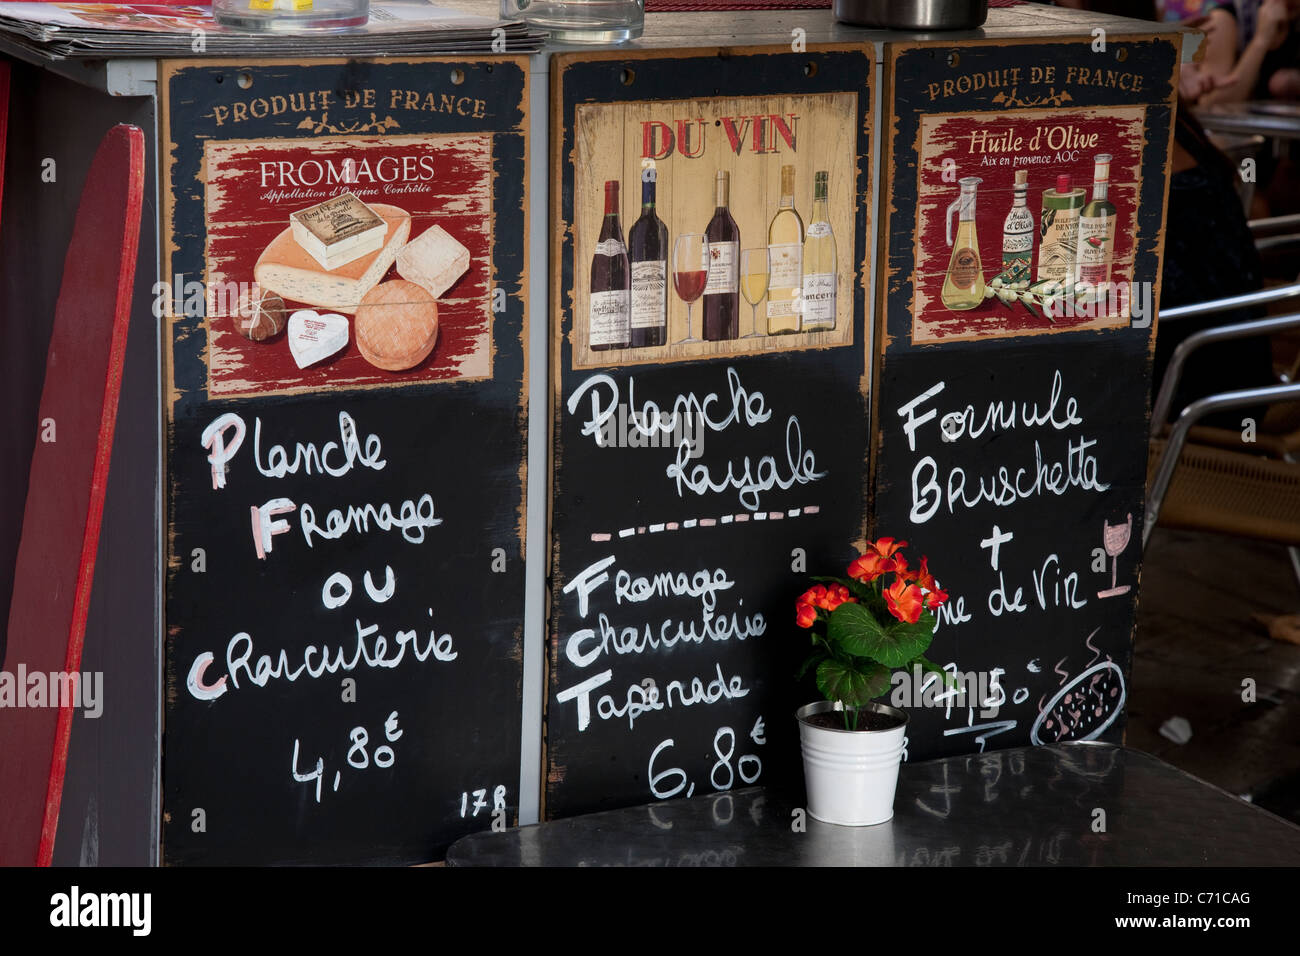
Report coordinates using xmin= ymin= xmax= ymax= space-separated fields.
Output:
xmin=0 ymin=124 xmax=144 ymax=866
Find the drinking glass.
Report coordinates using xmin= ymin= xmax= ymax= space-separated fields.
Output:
xmin=500 ymin=0 xmax=644 ymax=43
xmin=739 ymin=248 xmax=769 ymax=339
xmin=1098 ymin=513 xmax=1133 ymax=598
xmin=673 ymin=233 xmax=709 ymax=345
xmin=213 ymin=0 xmax=368 ymax=30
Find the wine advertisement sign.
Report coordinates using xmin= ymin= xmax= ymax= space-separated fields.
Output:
xmin=159 ymin=58 xmax=529 ymax=865
xmin=872 ymin=37 xmax=1179 ymax=762
xmin=548 ymin=47 xmax=874 ymax=821
xmin=569 ymin=92 xmax=858 ymax=368
xmin=912 ymin=106 xmax=1146 ymax=344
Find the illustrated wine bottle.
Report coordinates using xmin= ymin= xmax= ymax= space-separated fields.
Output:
xmin=801 ymin=170 xmax=837 ymax=331
xmin=766 ymin=164 xmax=804 ymax=335
xmin=628 ymin=161 xmax=669 ymax=348
xmin=703 ymin=170 xmax=740 ymax=341
xmin=1076 ymin=153 xmax=1116 ymax=287
xmin=589 ymin=179 xmax=630 ymax=352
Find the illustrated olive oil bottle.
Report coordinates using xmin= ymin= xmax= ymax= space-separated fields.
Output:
xmin=1001 ymin=169 xmax=1034 ymax=283
xmin=1036 ymin=173 xmax=1086 ymax=284
xmin=941 ymin=176 xmax=985 ymax=311
xmin=1076 ymin=154 xmax=1117 ymax=287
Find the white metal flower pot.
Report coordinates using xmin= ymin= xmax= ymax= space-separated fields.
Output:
xmin=796 ymin=700 xmax=908 ymax=826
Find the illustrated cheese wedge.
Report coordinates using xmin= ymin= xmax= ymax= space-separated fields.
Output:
xmin=254 ymin=203 xmax=412 ymax=315
xmin=354 ymin=280 xmax=439 ymax=371
xmin=397 ymin=224 xmax=469 ymax=299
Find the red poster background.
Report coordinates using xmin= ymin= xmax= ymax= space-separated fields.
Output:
xmin=202 ymin=134 xmax=493 ymax=397
xmin=912 ymin=107 xmax=1145 ymax=344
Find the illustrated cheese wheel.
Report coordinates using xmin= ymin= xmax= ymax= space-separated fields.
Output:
xmin=354 ymin=280 xmax=439 ymax=371
xmin=253 ymin=203 xmax=411 ymax=315
xmin=233 ymin=287 xmax=287 ymax=342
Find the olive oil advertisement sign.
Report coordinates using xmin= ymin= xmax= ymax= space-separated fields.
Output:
xmin=912 ymin=106 xmax=1145 ymax=344
xmin=871 ymin=36 xmax=1178 ymax=763
xmin=570 ymin=91 xmax=858 ymax=369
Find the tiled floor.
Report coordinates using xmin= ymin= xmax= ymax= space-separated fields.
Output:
xmin=1131 ymin=527 xmax=1300 ymax=824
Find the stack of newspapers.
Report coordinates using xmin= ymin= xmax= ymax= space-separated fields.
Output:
xmin=0 ymin=1 xmax=543 ymax=59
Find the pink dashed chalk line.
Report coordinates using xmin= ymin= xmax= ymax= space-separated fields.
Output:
xmin=590 ymin=504 xmax=821 ymax=542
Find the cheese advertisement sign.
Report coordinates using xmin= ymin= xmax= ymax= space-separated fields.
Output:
xmin=201 ymin=135 xmax=493 ymax=396
xmin=159 ymin=58 xmax=529 ymax=866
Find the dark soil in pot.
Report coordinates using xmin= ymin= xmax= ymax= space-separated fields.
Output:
xmin=803 ymin=710 xmax=905 ymax=732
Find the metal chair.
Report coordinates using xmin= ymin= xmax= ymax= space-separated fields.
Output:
xmin=1145 ymin=287 xmax=1300 ymax=592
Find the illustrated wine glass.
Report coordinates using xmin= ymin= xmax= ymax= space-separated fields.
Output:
xmin=673 ymin=233 xmax=709 ymax=345
xmin=1097 ymin=513 xmax=1133 ymax=598
xmin=740 ymin=247 xmax=769 ymax=339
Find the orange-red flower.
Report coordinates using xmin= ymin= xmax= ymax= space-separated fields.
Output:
xmin=848 ymin=538 xmax=910 ymax=583
xmin=823 ymin=583 xmax=856 ymax=612
xmin=884 ymin=576 xmax=925 ymax=624
xmin=848 ymin=552 xmax=889 ymax=582
xmin=891 ymin=553 xmax=911 ymax=579
xmin=914 ymin=556 xmax=947 ymax=608
xmin=871 ymin=537 xmax=907 ymax=558
xmin=915 ymin=556 xmax=936 ymax=591
xmin=798 ymin=583 xmax=856 ymax=614
xmin=796 ymin=601 xmax=817 ymax=629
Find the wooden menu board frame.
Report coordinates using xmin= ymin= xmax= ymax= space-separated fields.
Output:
xmin=546 ymin=44 xmax=876 ymax=820
xmin=159 ymin=56 xmax=530 ymax=865
xmin=871 ymin=34 xmax=1180 ymax=759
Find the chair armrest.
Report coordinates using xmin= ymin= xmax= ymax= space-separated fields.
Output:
xmin=1249 ymin=213 xmax=1300 ymax=234
xmin=1145 ymin=381 xmax=1300 ymax=551
xmin=1254 ymin=234 xmax=1300 ymax=253
xmin=1151 ymin=311 xmax=1300 ymax=430
xmin=1159 ymin=281 xmax=1300 ymax=323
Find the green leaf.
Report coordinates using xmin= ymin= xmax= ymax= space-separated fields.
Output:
xmin=816 ymin=658 xmax=891 ymax=708
xmin=826 ymin=602 xmax=888 ymax=659
xmin=911 ymin=653 xmax=945 ymax=677
xmin=913 ymin=652 xmax=958 ymax=689
xmin=841 ymin=577 xmax=874 ymax=601
xmin=795 ymin=652 xmax=822 ymax=681
xmin=869 ymin=617 xmax=934 ymax=668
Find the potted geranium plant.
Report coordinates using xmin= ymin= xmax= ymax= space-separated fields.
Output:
xmin=794 ymin=536 xmax=949 ymax=826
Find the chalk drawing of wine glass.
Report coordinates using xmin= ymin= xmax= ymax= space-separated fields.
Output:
xmin=1097 ymin=513 xmax=1132 ymax=598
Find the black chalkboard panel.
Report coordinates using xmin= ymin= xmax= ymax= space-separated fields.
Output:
xmin=159 ymin=57 xmax=530 ymax=865
xmin=871 ymin=36 xmax=1179 ymax=758
xmin=546 ymin=46 xmax=875 ymax=819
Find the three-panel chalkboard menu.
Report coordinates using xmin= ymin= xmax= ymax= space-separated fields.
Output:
xmin=153 ymin=26 xmax=1182 ymax=856
xmin=871 ymin=35 xmax=1180 ymax=758
xmin=545 ymin=47 xmax=875 ymax=818
xmin=159 ymin=57 xmax=530 ymax=864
